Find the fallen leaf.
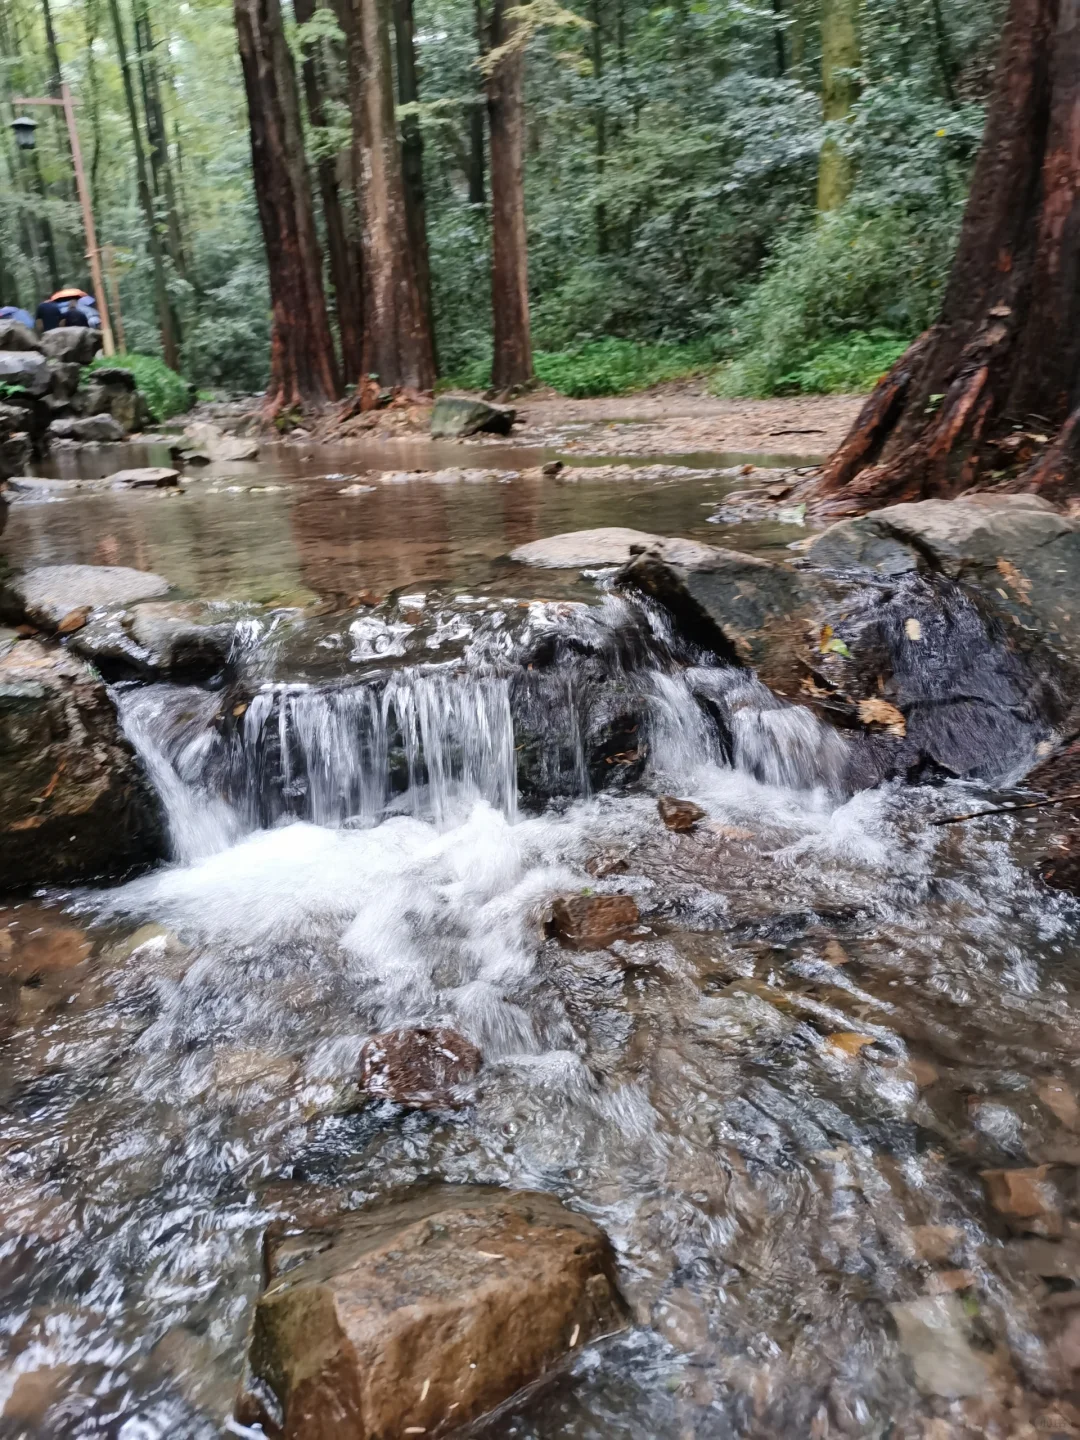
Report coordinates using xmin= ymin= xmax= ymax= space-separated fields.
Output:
xmin=827 ymin=1032 xmax=876 ymax=1057
xmin=823 ymin=637 xmax=851 ymax=657
xmin=904 ymin=618 xmax=922 ymax=641
xmin=996 ymin=556 xmax=1032 ymax=603
xmin=857 ymin=697 xmax=907 ymax=737
xmin=57 ymin=606 xmax=91 ymax=634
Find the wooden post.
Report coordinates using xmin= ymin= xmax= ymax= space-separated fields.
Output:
xmin=61 ymin=85 xmax=114 ymax=356
xmin=12 ymin=87 xmax=116 ymax=356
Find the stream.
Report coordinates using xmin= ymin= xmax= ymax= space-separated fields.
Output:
xmin=2 ymin=441 xmax=1080 ymax=1438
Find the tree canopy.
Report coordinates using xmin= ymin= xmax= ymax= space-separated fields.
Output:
xmin=0 ymin=0 xmax=1006 ymax=399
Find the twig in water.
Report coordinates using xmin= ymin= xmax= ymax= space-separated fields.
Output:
xmin=932 ymin=791 xmax=1080 ymax=826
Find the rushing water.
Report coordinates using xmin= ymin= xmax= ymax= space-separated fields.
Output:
xmin=3 ymin=447 xmax=1080 ymax=1439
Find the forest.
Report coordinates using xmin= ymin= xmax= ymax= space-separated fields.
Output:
xmin=0 ymin=0 xmax=1006 ymax=407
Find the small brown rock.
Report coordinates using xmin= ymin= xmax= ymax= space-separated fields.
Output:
xmin=909 ymin=1224 xmax=963 ymax=1264
xmin=658 ymin=795 xmax=706 ymax=832
xmin=925 ymin=1269 xmax=975 ymax=1294
xmin=550 ymin=893 xmax=640 ymax=950
xmin=584 ymin=852 xmax=629 ymax=878
xmin=1037 ymin=1079 xmax=1080 ymax=1131
xmin=358 ymin=1026 xmax=481 ymax=1109
xmin=56 ymin=605 xmax=91 ymax=635
xmin=981 ymin=1165 xmax=1062 ymax=1235
xmin=822 ymin=939 xmax=849 ymax=966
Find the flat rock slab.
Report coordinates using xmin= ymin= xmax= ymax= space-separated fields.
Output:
xmin=1 ymin=564 xmax=170 ymax=629
xmin=106 ymin=467 xmax=180 ymax=489
xmin=512 ymin=527 xmax=717 ymax=570
xmin=431 ymin=394 xmax=516 ymax=439
xmin=69 ymin=599 xmax=237 ymax=676
xmin=49 ymin=414 xmax=124 ymax=443
xmin=239 ymin=1185 xmax=629 ymax=1438
xmin=182 ymin=421 xmax=259 ymax=462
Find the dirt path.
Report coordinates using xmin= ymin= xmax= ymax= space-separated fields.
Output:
xmin=510 ymin=383 xmax=863 ymax=458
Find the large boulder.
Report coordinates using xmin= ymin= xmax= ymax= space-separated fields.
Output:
xmin=0 ymin=350 xmax=52 ymax=397
xmin=182 ymin=420 xmax=259 ymax=463
xmin=237 ymin=1185 xmax=629 ymax=1438
xmin=71 ymin=600 xmax=239 ymax=678
xmin=0 ymin=636 xmax=165 ymax=889
xmin=38 ymin=327 xmax=102 ymax=366
xmin=430 ymin=394 xmax=516 ymax=439
xmin=45 ymin=359 xmax=82 ymax=403
xmin=620 ymin=539 xmax=1068 ymax=785
xmin=0 ymin=564 xmax=170 ymax=631
xmin=48 ymin=413 xmax=124 ymax=443
xmin=82 ymin=368 xmax=149 ymax=434
xmin=0 ymin=321 xmax=42 ymax=353
xmin=807 ymin=495 xmax=1080 ymax=664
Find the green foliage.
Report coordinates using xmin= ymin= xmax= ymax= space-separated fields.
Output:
xmin=442 ymin=338 xmax=713 ymax=397
xmin=89 ymin=353 xmax=191 ymax=422
xmin=714 ymin=203 xmax=954 ymax=397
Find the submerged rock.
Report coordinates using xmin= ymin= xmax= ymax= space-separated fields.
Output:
xmin=430 ymin=394 xmax=516 ymax=439
xmin=105 ymin=467 xmax=180 ymax=489
xmin=658 ymin=795 xmax=706 ymax=831
xmin=511 ymin=528 xmax=716 ymax=570
xmin=0 ymin=639 xmax=164 ymax=889
xmin=550 ymin=893 xmax=641 ymax=949
xmin=888 ymin=1295 xmax=993 ymax=1399
xmin=0 ymin=564 xmax=170 ymax=630
xmin=808 ymin=495 xmax=1080 ymax=663
xmin=358 ymin=1026 xmax=481 ymax=1109
xmin=238 ymin=1185 xmax=629 ymax=1438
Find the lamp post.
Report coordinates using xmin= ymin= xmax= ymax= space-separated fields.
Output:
xmin=10 ymin=84 xmax=115 ymax=356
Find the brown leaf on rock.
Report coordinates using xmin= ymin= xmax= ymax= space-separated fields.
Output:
xmin=827 ymin=1032 xmax=876 ymax=1057
xmin=858 ymin=697 xmax=907 ymax=736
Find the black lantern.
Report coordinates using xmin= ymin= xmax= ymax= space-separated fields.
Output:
xmin=11 ymin=116 xmax=37 ymax=151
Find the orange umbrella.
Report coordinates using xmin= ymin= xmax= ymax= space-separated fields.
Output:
xmin=49 ymin=287 xmax=89 ymax=301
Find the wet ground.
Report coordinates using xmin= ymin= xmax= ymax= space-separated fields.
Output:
xmin=3 ymin=429 xmax=1080 ymax=1439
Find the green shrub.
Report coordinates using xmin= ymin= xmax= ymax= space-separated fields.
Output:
xmin=441 ymin=338 xmax=714 ymax=398
xmin=714 ymin=204 xmax=954 ymax=398
xmin=88 ymin=352 xmax=191 ymax=422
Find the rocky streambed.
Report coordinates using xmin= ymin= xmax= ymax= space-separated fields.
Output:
xmin=4 ymin=458 xmax=1080 ymax=1438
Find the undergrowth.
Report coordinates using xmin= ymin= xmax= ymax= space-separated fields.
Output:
xmin=441 ymin=337 xmax=714 ymax=398
xmin=88 ymin=352 xmax=192 ymax=422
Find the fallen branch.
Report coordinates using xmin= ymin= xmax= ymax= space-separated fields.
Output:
xmin=932 ymin=792 xmax=1080 ymax=826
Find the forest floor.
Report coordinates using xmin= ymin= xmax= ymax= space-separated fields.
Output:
xmin=507 ymin=383 xmax=863 ymax=459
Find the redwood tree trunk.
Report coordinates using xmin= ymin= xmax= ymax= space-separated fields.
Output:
xmin=295 ymin=0 xmax=364 ymax=386
xmin=340 ymin=0 xmax=436 ymax=391
xmin=392 ymin=0 xmax=437 ymax=368
xmin=488 ymin=0 xmax=533 ymax=391
xmin=813 ymin=0 xmax=1080 ymax=509
xmin=234 ymin=0 xmax=339 ymax=413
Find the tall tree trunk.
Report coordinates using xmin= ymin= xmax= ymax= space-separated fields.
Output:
xmin=771 ymin=0 xmax=786 ymax=76
xmin=134 ymin=2 xmax=188 ymax=280
xmin=295 ymin=0 xmax=363 ymax=385
xmin=340 ymin=0 xmax=435 ymax=390
xmin=41 ymin=0 xmax=80 ymax=248
xmin=468 ymin=0 xmax=486 ymax=205
xmin=810 ymin=0 xmax=1080 ymax=509
xmin=391 ymin=0 xmax=437 ymax=368
xmin=487 ymin=0 xmax=532 ymax=391
xmin=234 ymin=0 xmax=339 ymax=412
xmin=590 ymin=0 xmax=607 ymax=253
xmin=107 ymin=0 xmax=179 ymax=367
xmin=1 ymin=0 xmax=61 ymax=290
xmin=817 ymin=0 xmax=860 ymax=212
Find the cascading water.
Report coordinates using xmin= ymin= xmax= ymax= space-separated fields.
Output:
xmin=8 ymin=576 xmax=1080 ymax=1440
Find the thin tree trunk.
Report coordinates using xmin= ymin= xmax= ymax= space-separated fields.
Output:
xmin=340 ymin=0 xmax=435 ymax=390
xmin=929 ymin=0 xmax=958 ymax=107
xmin=468 ymin=0 xmax=486 ymax=205
xmin=234 ymin=0 xmax=339 ymax=412
xmin=134 ymin=1 xmax=188 ymax=279
xmin=294 ymin=0 xmax=363 ymax=385
xmin=590 ymin=0 xmax=607 ymax=254
xmin=811 ymin=0 xmax=1080 ymax=508
xmin=817 ymin=0 xmax=860 ymax=212
xmin=2 ymin=0 xmax=61 ymax=290
xmin=487 ymin=0 xmax=532 ymax=391
xmin=391 ymin=0 xmax=437 ymax=368
xmin=771 ymin=0 xmax=786 ymax=76
xmin=107 ymin=0 xmax=179 ymax=367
